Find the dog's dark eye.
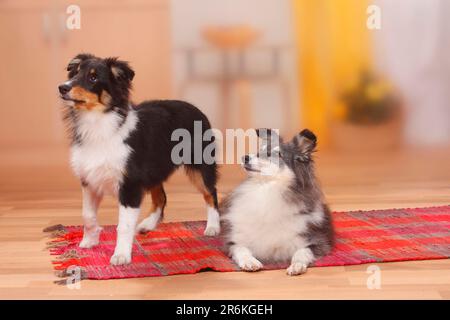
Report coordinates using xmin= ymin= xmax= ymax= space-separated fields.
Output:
xmin=89 ymin=74 xmax=98 ymax=83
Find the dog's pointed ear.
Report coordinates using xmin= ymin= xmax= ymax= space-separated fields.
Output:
xmin=67 ymin=53 xmax=94 ymax=78
xmin=255 ymin=128 xmax=281 ymax=150
xmin=293 ymin=129 xmax=317 ymax=162
xmin=105 ymin=57 xmax=135 ymax=84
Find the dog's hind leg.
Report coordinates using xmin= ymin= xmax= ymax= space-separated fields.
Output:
xmin=137 ymin=184 xmax=166 ymax=233
xmin=185 ymin=166 xmax=221 ymax=236
xmin=203 ymin=187 xmax=220 ymax=236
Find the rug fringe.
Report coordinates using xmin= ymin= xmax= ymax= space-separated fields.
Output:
xmin=44 ymin=228 xmax=83 ymax=250
xmin=45 ymin=240 xmax=69 ymax=249
xmin=43 ymin=225 xmax=89 ymax=283
xmin=54 ymin=267 xmax=88 ymax=285
xmin=43 ymin=224 xmax=67 ymax=233
xmin=54 ymin=249 xmax=80 ymax=261
xmin=53 ymin=279 xmax=68 ymax=285
xmin=55 ymin=267 xmax=87 ymax=278
xmin=49 ymin=230 xmax=68 ymax=238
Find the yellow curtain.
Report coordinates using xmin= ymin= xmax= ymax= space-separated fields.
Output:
xmin=292 ymin=0 xmax=372 ymax=145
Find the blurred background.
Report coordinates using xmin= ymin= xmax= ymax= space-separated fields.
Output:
xmin=0 ymin=0 xmax=449 ymax=210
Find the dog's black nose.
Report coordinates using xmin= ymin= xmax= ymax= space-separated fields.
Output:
xmin=243 ymin=155 xmax=250 ymax=164
xmin=58 ymin=84 xmax=71 ymax=95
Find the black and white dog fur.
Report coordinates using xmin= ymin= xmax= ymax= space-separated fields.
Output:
xmin=220 ymin=129 xmax=334 ymax=275
xmin=58 ymin=53 xmax=220 ymax=265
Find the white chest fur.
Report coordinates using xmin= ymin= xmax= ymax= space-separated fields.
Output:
xmin=224 ymin=177 xmax=324 ymax=262
xmin=70 ymin=110 xmax=138 ymax=196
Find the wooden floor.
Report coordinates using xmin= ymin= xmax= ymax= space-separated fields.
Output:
xmin=0 ymin=146 xmax=449 ymax=299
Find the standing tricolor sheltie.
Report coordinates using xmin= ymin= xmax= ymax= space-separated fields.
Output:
xmin=220 ymin=128 xmax=334 ymax=275
xmin=58 ymin=53 xmax=220 ymax=265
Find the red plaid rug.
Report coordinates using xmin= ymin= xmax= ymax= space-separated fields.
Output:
xmin=44 ymin=205 xmax=450 ymax=282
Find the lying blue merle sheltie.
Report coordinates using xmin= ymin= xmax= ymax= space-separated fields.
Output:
xmin=58 ymin=53 xmax=220 ymax=265
xmin=220 ymin=129 xmax=334 ymax=275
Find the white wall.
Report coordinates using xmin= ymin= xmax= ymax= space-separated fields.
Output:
xmin=374 ymin=0 xmax=450 ymax=146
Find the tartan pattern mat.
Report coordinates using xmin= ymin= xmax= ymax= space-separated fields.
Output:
xmin=44 ymin=205 xmax=450 ymax=281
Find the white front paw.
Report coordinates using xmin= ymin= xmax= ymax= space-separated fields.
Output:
xmin=110 ymin=253 xmax=131 ymax=265
xmin=79 ymin=236 xmax=99 ymax=248
xmin=137 ymin=216 xmax=159 ymax=233
xmin=286 ymin=262 xmax=308 ymax=276
xmin=239 ymin=256 xmax=263 ymax=272
xmin=203 ymin=225 xmax=220 ymax=236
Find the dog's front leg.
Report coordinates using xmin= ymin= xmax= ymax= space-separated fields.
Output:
xmin=110 ymin=182 xmax=142 ymax=266
xmin=79 ymin=186 xmax=103 ymax=248
xmin=287 ymin=247 xmax=314 ymax=276
xmin=230 ymin=245 xmax=263 ymax=272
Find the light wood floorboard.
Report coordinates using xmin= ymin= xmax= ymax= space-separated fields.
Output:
xmin=0 ymin=147 xmax=449 ymax=299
